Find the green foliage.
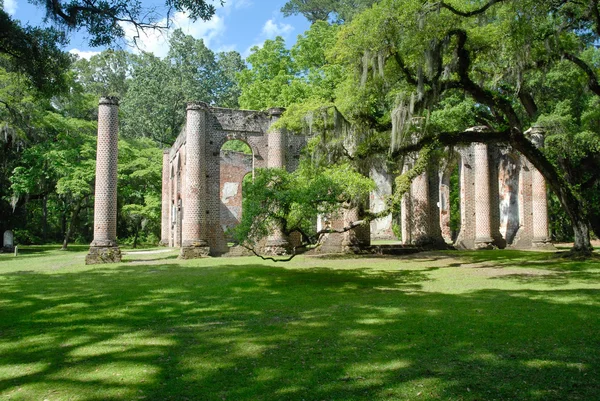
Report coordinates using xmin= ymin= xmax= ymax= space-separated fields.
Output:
xmin=117 ymin=138 xmax=163 ymax=247
xmin=27 ymin=0 xmax=219 ymax=47
xmin=71 ymin=50 xmax=132 ymax=98
xmin=221 ymin=139 xmax=252 ymax=154
xmin=281 ymin=0 xmax=378 ymax=23
xmin=234 ymin=162 xmax=374 ymax=246
xmin=120 ymin=30 xmax=245 ymax=145
xmin=238 ymin=22 xmax=343 ymax=114
xmin=238 ymin=37 xmax=300 ymax=110
xmin=0 ymin=10 xmax=71 ymax=96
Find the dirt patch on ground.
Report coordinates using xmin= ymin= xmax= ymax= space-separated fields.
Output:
xmin=463 ymin=266 xmax=556 ymax=278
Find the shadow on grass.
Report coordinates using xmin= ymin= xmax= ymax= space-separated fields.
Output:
xmin=0 ymin=262 xmax=598 ymax=400
xmin=0 ymin=245 xmax=90 ymax=260
xmin=451 ymin=250 xmax=600 ymax=286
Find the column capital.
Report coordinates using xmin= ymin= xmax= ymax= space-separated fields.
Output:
xmin=525 ymin=126 xmax=546 ymax=148
xmin=186 ymin=101 xmax=209 ymax=111
xmin=268 ymin=107 xmax=286 ymax=117
xmin=465 ymin=126 xmax=491 ymax=133
xmin=525 ymin=125 xmax=545 ymax=136
xmin=99 ymin=96 xmax=119 ymax=106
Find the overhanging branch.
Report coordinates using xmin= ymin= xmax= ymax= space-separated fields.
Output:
xmin=439 ymin=0 xmax=507 ymax=17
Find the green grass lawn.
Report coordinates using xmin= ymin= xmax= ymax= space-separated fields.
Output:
xmin=0 ymin=246 xmax=599 ymax=401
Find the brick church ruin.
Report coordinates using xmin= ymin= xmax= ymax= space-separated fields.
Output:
xmin=86 ymin=97 xmax=552 ymax=264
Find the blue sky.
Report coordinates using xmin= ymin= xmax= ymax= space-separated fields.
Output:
xmin=3 ymin=0 xmax=311 ymax=59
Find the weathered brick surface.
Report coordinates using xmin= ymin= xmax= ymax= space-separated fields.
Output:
xmin=473 ymin=142 xmax=494 ymax=247
xmin=220 ymin=150 xmax=252 ymax=238
xmin=528 ymin=127 xmax=553 ymax=249
xmin=180 ymin=103 xmax=210 ymax=258
xmin=87 ymin=97 xmax=121 ymax=264
xmin=165 ymin=104 xmax=305 ymax=257
xmin=400 ymin=158 xmax=446 ymax=248
xmin=439 ymin=167 xmax=452 ymax=243
xmin=264 ymin=108 xmax=292 ymax=255
xmin=160 ymin=107 xmax=553 ymax=256
xmin=456 ymin=144 xmax=476 ymax=249
xmin=370 ymin=158 xmax=395 ymax=240
xmin=498 ymin=150 xmax=520 ymax=244
xmin=512 ymin=154 xmax=534 ymax=249
xmin=160 ymin=149 xmax=170 ymax=246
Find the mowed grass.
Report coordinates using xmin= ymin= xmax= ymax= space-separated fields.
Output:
xmin=0 ymin=246 xmax=599 ymax=401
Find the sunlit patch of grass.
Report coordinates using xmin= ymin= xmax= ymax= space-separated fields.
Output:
xmin=0 ymin=246 xmax=599 ymax=400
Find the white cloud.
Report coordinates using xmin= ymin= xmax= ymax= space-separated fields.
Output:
xmin=120 ymin=11 xmax=227 ymax=58
xmin=241 ymin=18 xmax=294 ymax=58
xmin=261 ymin=19 xmax=293 ymax=39
xmin=233 ymin=0 xmax=252 ymax=9
xmin=242 ymin=42 xmax=262 ymax=59
xmin=3 ymin=0 xmax=17 ymax=15
xmin=221 ymin=0 xmax=252 ymax=14
xmin=216 ymin=44 xmax=237 ymax=53
xmin=69 ymin=48 xmax=101 ymax=60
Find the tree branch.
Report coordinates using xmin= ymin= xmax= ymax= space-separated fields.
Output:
xmin=563 ymin=52 xmax=600 ymax=97
xmin=242 ymin=220 xmax=367 ymax=262
xmin=439 ymin=0 xmax=507 ymax=17
xmin=448 ymin=28 xmax=522 ymax=129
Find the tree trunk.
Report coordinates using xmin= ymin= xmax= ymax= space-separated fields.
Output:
xmin=42 ymin=194 xmax=48 ymax=243
xmin=61 ymin=200 xmax=83 ymax=251
xmin=133 ymin=221 xmax=140 ymax=249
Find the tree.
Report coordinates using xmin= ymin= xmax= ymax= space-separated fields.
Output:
xmin=29 ymin=0 xmax=221 ymax=47
xmin=1 ymin=0 xmax=221 ymax=102
xmin=0 ymin=10 xmax=71 ymax=96
xmin=118 ymin=138 xmax=163 ymax=247
xmin=71 ymin=49 xmax=132 ymax=98
xmin=121 ymin=29 xmax=245 ymax=145
xmin=234 ymin=161 xmax=374 ymax=254
xmin=324 ymin=0 xmax=600 ymax=254
xmin=281 ymin=0 xmax=378 ymax=24
xmin=238 ymin=22 xmax=342 ymax=111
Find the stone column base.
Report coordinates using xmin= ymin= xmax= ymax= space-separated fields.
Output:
xmin=179 ymin=241 xmax=210 ymax=259
xmin=532 ymin=240 xmax=555 ymax=250
xmin=158 ymin=240 xmax=169 ymax=247
xmin=86 ymin=246 xmax=121 ymax=265
xmin=262 ymin=239 xmax=292 ymax=256
xmin=475 ymin=238 xmax=495 ymax=250
xmin=413 ymin=236 xmax=448 ymax=249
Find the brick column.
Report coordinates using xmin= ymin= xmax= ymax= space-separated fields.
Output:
xmin=411 ymin=170 xmax=430 ymax=245
xmin=455 ymin=146 xmax=476 ymax=249
xmin=439 ymin=166 xmax=453 ymax=243
xmin=180 ymin=102 xmax=210 ymax=258
xmin=528 ymin=127 xmax=552 ymax=248
xmin=401 ymin=163 xmax=412 ymax=245
xmin=369 ymin=159 xmax=394 ymax=240
xmin=473 ymin=142 xmax=494 ymax=248
xmin=264 ymin=107 xmax=292 ymax=255
xmin=86 ymin=97 xmax=121 ymax=264
xmin=160 ymin=149 xmax=170 ymax=246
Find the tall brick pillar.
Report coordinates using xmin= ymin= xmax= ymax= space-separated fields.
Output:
xmin=411 ymin=170 xmax=430 ymax=245
xmin=473 ymin=142 xmax=494 ymax=248
xmin=528 ymin=127 xmax=553 ymax=249
xmin=86 ymin=97 xmax=121 ymax=264
xmin=400 ymin=157 xmax=445 ymax=247
xmin=160 ymin=149 xmax=170 ymax=246
xmin=180 ymin=102 xmax=210 ymax=259
xmin=455 ymin=145 xmax=476 ymax=249
xmin=401 ymin=163 xmax=412 ymax=245
xmin=264 ymin=107 xmax=292 ymax=255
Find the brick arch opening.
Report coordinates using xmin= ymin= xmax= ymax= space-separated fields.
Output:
xmin=219 ymin=139 xmax=254 ymax=244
